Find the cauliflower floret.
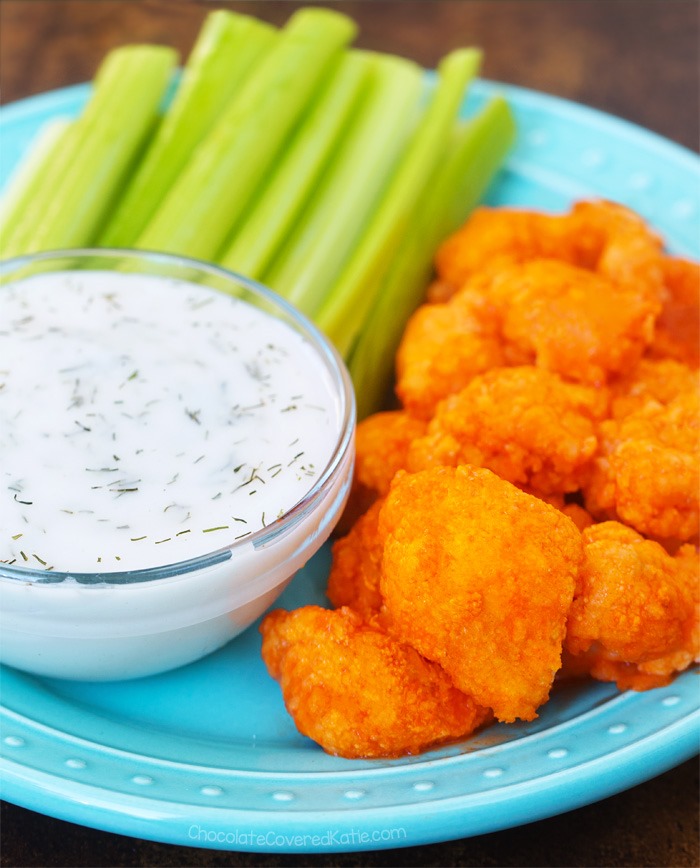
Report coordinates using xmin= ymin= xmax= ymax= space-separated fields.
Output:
xmin=585 ymin=391 xmax=699 ymax=541
xmin=378 ymin=465 xmax=583 ymax=723
xmin=564 ymin=522 xmax=699 ymax=690
xmin=260 ymin=606 xmax=490 ymax=759
xmin=406 ymin=366 xmax=606 ymax=494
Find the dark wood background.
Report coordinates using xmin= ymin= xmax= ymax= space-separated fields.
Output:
xmin=1 ymin=2 xmax=698 ymax=866
xmin=2 ymin=0 xmax=699 ymax=151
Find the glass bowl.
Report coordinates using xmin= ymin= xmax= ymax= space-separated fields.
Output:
xmin=0 ymin=249 xmax=355 ymax=680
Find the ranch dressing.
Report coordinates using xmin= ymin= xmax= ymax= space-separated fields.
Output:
xmin=0 ymin=270 xmax=341 ymax=574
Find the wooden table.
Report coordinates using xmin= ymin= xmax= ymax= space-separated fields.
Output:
xmin=1 ymin=2 xmax=698 ymax=866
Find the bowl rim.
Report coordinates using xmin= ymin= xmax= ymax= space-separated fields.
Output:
xmin=0 ymin=247 xmax=356 ymax=586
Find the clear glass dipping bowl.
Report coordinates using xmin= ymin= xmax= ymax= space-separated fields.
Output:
xmin=0 ymin=250 xmax=355 ymax=680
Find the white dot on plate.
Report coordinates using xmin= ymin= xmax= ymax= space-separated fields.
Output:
xmin=3 ymin=736 xmax=24 ymax=747
xmin=482 ymin=767 xmax=504 ymax=779
xmin=661 ymin=695 xmax=681 ymax=707
xmin=527 ymin=128 xmax=550 ymax=147
xmin=131 ymin=774 xmax=154 ymax=786
xmin=608 ymin=723 xmax=627 ymax=735
xmin=581 ymin=148 xmax=605 ymax=168
xmin=671 ymin=200 xmax=696 ymax=219
xmin=271 ymin=791 xmax=295 ymax=802
xmin=413 ymin=781 xmax=435 ymax=792
xmin=344 ymin=789 xmax=366 ymax=800
xmin=65 ymin=758 xmax=87 ymax=769
xmin=628 ymin=172 xmax=652 ymax=190
xmin=200 ymin=785 xmax=223 ymax=797
xmin=547 ymin=748 xmax=568 ymax=759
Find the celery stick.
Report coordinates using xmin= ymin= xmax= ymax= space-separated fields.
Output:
xmin=426 ymin=97 xmax=516 ymax=237
xmin=219 ymin=50 xmax=370 ymax=281
xmin=349 ymin=97 xmax=516 ymax=418
xmin=316 ymin=48 xmax=482 ymax=357
xmin=3 ymin=45 xmax=177 ymax=258
xmin=0 ymin=118 xmax=71 ymax=243
xmin=264 ymin=52 xmax=424 ymax=316
xmin=135 ymin=8 xmax=357 ymax=262
xmin=0 ymin=50 xmax=135 ymax=255
xmin=100 ymin=12 xmax=276 ymax=248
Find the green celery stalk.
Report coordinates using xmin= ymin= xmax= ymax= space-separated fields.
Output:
xmin=2 ymin=45 xmax=177 ymax=258
xmin=0 ymin=118 xmax=72 ymax=244
xmin=316 ymin=48 xmax=482 ymax=357
xmin=0 ymin=49 xmax=135 ymax=256
xmin=424 ymin=97 xmax=516 ymax=236
xmin=349 ymin=96 xmax=516 ymax=418
xmin=135 ymin=8 xmax=357 ymax=262
xmin=264 ymin=52 xmax=424 ymax=316
xmin=219 ymin=50 xmax=370 ymax=281
xmin=100 ymin=11 xmax=276 ymax=248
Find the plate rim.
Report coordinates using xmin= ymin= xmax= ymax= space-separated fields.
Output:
xmin=2 ymin=705 xmax=698 ymax=853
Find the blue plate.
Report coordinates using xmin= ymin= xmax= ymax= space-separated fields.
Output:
xmin=1 ymin=80 xmax=699 ymax=853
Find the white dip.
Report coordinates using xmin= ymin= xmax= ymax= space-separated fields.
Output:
xmin=0 ymin=270 xmax=341 ymax=574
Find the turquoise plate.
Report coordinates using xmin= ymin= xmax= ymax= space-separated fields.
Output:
xmin=1 ymin=80 xmax=699 ymax=853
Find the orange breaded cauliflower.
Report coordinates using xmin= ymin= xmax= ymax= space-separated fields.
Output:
xmin=609 ymin=357 xmax=699 ymax=420
xmin=406 ymin=366 xmax=606 ymax=494
xmin=259 ymin=200 xmax=699 ymax=760
xmin=354 ymin=411 xmax=427 ymax=497
xmin=260 ymin=606 xmax=491 ymax=759
xmin=523 ymin=492 xmax=596 ymax=531
xmin=432 ymin=200 xmax=665 ymax=304
xmin=483 ymin=259 xmax=659 ymax=386
xmin=378 ymin=466 xmax=583 ymax=723
xmin=585 ymin=390 xmax=700 ymax=541
xmin=398 ymin=203 xmax=664 ymax=418
xmin=395 ymin=287 xmax=505 ymax=419
xmin=341 ymin=411 xmax=427 ymax=529
xmin=433 ymin=206 xmax=580 ymax=297
xmin=564 ymin=523 xmax=699 ymax=690
xmin=327 ymin=498 xmax=384 ymax=618
xmin=567 ymin=200 xmax=665 ymax=304
xmin=649 ymin=255 xmax=700 ymax=367
xmin=560 ymin=502 xmax=595 ymax=532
